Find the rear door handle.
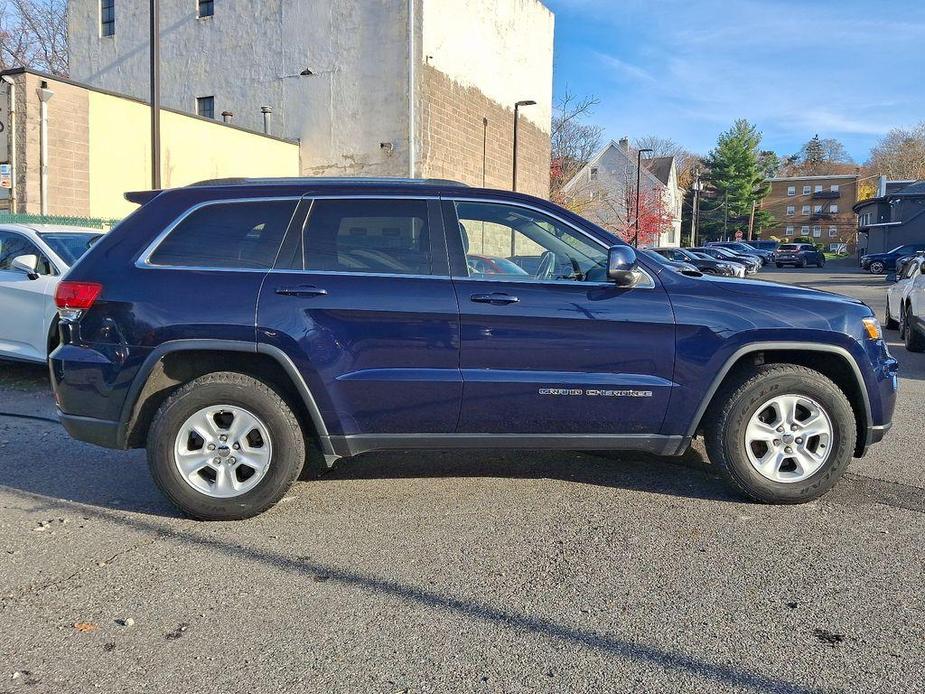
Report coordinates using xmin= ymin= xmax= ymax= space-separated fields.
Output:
xmin=275 ymin=285 xmax=328 ymax=297
xmin=470 ymin=292 xmax=520 ymax=305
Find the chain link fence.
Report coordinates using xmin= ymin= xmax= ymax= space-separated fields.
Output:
xmin=0 ymin=213 xmax=121 ymax=231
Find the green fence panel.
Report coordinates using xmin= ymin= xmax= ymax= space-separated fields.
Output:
xmin=0 ymin=213 xmax=121 ymax=231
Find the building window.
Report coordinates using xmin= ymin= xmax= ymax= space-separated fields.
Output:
xmin=100 ymin=0 xmax=115 ymax=36
xmin=785 ymin=226 xmax=794 ymax=235
xmin=803 ymin=185 xmax=811 ymax=195
xmin=801 ymin=226 xmax=810 ymax=235
xmin=831 ymin=184 xmax=839 ymax=192
xmin=787 ymin=186 xmax=796 ymax=197
xmin=829 ymin=227 xmax=838 ymax=237
xmin=196 ymin=96 xmax=215 ymax=119
xmin=830 ymin=204 xmax=838 ymax=213
xmin=590 ymin=167 xmax=598 ymax=181
xmin=815 ymin=185 xmax=823 ymax=192
xmin=801 ymin=205 xmax=810 ymax=215
xmin=814 ymin=205 xmax=823 ymax=213
xmin=197 ymin=0 xmax=214 ymax=18
xmin=812 ymin=225 xmax=821 ymax=237
xmin=786 ymin=206 xmax=795 ymax=216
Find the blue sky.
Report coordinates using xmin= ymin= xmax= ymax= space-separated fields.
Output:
xmin=544 ymin=0 xmax=925 ymax=161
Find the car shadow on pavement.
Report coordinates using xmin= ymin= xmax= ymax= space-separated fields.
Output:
xmin=1 ymin=484 xmax=820 ymax=694
xmin=320 ymin=446 xmax=739 ymax=503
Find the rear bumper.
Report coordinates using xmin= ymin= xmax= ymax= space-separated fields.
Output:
xmin=58 ymin=411 xmax=125 ymax=449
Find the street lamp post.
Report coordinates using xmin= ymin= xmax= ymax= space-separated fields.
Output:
xmin=511 ymin=99 xmax=536 ymax=257
xmin=512 ymin=100 xmax=536 ymax=192
xmin=632 ymin=148 xmax=653 ymax=247
xmin=150 ymin=0 xmax=161 ymax=189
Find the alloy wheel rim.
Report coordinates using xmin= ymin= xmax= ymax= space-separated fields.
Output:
xmin=173 ymin=405 xmax=272 ymax=498
xmin=743 ymin=394 xmax=833 ymax=483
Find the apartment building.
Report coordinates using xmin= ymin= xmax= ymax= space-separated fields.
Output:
xmin=762 ymin=174 xmax=859 ymax=250
xmin=67 ymin=0 xmax=554 ymax=198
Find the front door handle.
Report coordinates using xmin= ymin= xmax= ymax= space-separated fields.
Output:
xmin=470 ymin=292 xmax=520 ymax=305
xmin=275 ymin=285 xmax=328 ymax=297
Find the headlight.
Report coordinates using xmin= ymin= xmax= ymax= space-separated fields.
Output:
xmin=862 ymin=317 xmax=882 ymax=340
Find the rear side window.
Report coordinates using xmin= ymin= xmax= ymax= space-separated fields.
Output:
xmin=148 ymin=200 xmax=297 ymax=269
xmin=303 ymin=198 xmax=432 ymax=275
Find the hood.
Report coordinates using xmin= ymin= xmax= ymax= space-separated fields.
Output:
xmin=707 ymin=274 xmax=868 ymax=307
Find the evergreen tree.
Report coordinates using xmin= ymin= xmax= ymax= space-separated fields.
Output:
xmin=699 ymin=120 xmax=773 ymax=240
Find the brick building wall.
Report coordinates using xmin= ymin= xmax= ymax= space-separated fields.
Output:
xmin=419 ymin=65 xmax=550 ymax=200
xmin=17 ymin=72 xmax=91 ymax=216
xmin=762 ymin=175 xmax=859 ymax=249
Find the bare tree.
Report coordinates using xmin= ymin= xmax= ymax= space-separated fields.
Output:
xmin=632 ymin=135 xmax=697 ymax=188
xmin=550 ymin=90 xmax=603 ymax=203
xmin=867 ymin=122 xmax=925 ymax=180
xmin=0 ymin=0 xmax=68 ymax=76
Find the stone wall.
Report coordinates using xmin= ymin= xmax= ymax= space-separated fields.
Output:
xmin=419 ymin=64 xmax=550 ymax=200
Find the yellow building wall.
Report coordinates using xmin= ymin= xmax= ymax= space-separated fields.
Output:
xmin=88 ymin=91 xmax=300 ymax=219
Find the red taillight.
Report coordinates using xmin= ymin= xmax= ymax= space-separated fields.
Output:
xmin=55 ymin=281 xmax=103 ymax=310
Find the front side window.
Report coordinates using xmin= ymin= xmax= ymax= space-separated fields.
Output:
xmin=0 ymin=232 xmax=52 ymax=274
xmin=148 ymin=200 xmax=297 ymax=269
xmin=453 ymin=201 xmax=608 ymax=283
xmin=303 ymin=198 xmax=432 ymax=276
xmin=197 ymin=0 xmax=214 ymax=18
xmin=100 ymin=0 xmax=115 ymax=36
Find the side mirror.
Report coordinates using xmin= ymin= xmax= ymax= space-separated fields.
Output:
xmin=607 ymin=245 xmax=638 ymax=286
xmin=11 ymin=254 xmax=40 ymax=280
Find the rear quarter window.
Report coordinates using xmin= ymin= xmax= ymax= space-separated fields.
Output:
xmin=147 ymin=199 xmax=298 ymax=269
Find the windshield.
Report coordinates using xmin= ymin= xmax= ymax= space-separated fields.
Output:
xmin=711 ymin=247 xmax=739 ymax=259
xmin=39 ymin=233 xmax=102 ymax=265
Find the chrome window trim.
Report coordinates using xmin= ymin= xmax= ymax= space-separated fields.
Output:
xmin=135 ymin=196 xmax=303 ymax=271
xmin=445 ymin=196 xmax=656 ymax=289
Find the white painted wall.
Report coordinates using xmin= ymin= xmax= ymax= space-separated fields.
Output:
xmin=421 ymin=0 xmax=553 ymax=134
xmin=68 ymin=0 xmax=412 ymax=176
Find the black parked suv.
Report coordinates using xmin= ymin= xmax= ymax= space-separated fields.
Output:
xmin=649 ymin=247 xmax=738 ymax=276
xmin=776 ymin=243 xmax=826 ymax=268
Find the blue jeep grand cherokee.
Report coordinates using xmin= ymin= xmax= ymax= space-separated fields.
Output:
xmin=50 ymin=179 xmax=898 ymax=520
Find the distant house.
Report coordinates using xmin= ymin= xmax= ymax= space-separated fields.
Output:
xmin=854 ymin=177 xmax=925 ymax=254
xmin=560 ymin=139 xmax=682 ymax=247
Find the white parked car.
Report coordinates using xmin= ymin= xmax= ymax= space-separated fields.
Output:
xmin=0 ymin=224 xmax=104 ymax=364
xmin=885 ymin=253 xmax=925 ymax=351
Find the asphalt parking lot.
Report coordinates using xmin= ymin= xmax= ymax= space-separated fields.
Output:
xmin=1 ymin=259 xmax=923 ymax=693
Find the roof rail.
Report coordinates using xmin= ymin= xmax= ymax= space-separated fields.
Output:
xmin=188 ymin=176 xmax=470 ymax=187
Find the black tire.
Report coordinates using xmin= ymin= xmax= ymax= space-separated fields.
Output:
xmin=798 ymin=259 xmax=807 ymax=268
xmin=884 ymin=299 xmax=899 ymax=330
xmin=704 ymin=364 xmax=856 ymax=504
xmin=904 ymin=304 xmax=925 ymax=352
xmin=817 ymin=257 xmax=825 ymax=268
xmin=147 ymin=372 xmax=305 ymax=520
xmin=869 ymin=261 xmax=885 ymax=274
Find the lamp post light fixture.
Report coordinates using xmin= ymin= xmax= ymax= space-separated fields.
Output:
xmin=633 ymin=147 xmax=653 ymax=248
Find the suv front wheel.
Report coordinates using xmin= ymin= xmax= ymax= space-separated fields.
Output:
xmin=705 ymin=364 xmax=855 ymax=504
xmin=147 ymin=372 xmax=306 ymax=520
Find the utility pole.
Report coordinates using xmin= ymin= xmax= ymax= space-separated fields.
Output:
xmin=691 ymin=169 xmax=701 ymax=247
xmin=150 ymin=0 xmax=161 ymax=189
xmin=723 ymin=190 xmax=729 ymax=241
xmin=747 ymin=199 xmax=756 ymax=241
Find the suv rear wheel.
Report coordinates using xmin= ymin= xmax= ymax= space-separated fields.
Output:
xmin=705 ymin=364 xmax=855 ymax=504
xmin=147 ymin=372 xmax=305 ymax=520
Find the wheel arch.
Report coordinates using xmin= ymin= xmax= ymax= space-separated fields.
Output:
xmin=690 ymin=343 xmax=871 ymax=457
xmin=121 ymin=340 xmax=335 ymax=459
